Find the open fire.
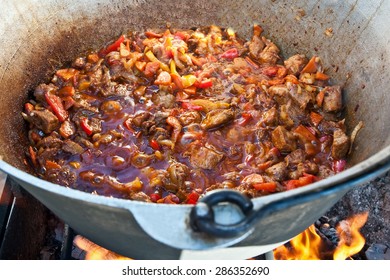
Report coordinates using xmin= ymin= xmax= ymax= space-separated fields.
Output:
xmin=72 ymin=213 xmax=369 ymax=260
xmin=274 ymin=212 xmax=368 ymax=260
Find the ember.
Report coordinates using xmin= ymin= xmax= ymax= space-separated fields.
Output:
xmin=274 ymin=212 xmax=368 ymax=260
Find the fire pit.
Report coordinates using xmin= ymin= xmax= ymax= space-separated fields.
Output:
xmin=1 ymin=170 xmax=389 ymax=260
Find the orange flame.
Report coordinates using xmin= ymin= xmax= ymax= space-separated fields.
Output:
xmin=73 ymin=235 xmax=132 ymax=260
xmin=274 ymin=212 xmax=368 ymax=260
xmin=273 ymin=225 xmax=323 ymax=260
xmin=333 ymin=212 xmax=368 ymax=260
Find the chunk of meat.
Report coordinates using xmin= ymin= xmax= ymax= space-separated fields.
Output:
xmin=285 ymin=149 xmax=306 ymax=166
xmin=288 ymin=83 xmax=314 ymax=109
xmin=154 ymin=111 xmax=170 ymax=125
xmin=152 ymin=91 xmax=176 ymax=109
xmin=132 ymin=111 xmax=152 ymax=127
xmin=262 ymin=107 xmax=279 ymax=126
xmin=279 ymin=104 xmax=295 ymax=128
xmin=271 ymin=126 xmax=297 ymax=152
xmin=322 ymin=86 xmax=342 ymax=112
xmin=62 ymin=139 xmax=84 ymax=155
xmin=331 ymin=128 xmax=350 ymax=159
xmin=201 ymin=109 xmax=235 ymax=130
xmin=269 ymin=85 xmax=289 ymax=104
xmin=37 ymin=135 xmax=63 ymax=149
xmin=242 ymin=173 xmax=264 ymax=185
xmin=226 ymin=126 xmax=245 ymax=142
xmin=265 ymin=162 xmax=287 ymax=181
xmin=130 ymin=191 xmax=152 ymax=202
xmin=131 ymin=152 xmax=154 ymax=168
xmin=284 ymin=54 xmax=307 ymax=75
xmin=318 ymin=119 xmax=346 ymax=134
xmin=45 ymin=166 xmax=76 ymax=187
xmin=318 ymin=165 xmax=335 ymax=179
xmin=248 ymin=25 xmax=265 ymax=59
xmin=222 ymin=172 xmax=243 ymax=182
xmin=167 ymin=161 xmax=189 ymax=191
xmin=166 ymin=116 xmax=182 ymax=145
xmin=26 ymin=110 xmax=60 ymax=134
xmin=258 ymin=39 xmax=280 ymax=64
xmin=178 ymin=111 xmax=202 ymax=126
xmin=237 ymin=173 xmax=267 ymax=198
xmin=59 ymin=120 xmax=76 ymax=138
xmin=189 ymin=145 xmax=224 ymax=169
xmin=180 ymin=123 xmax=204 ymax=146
xmin=289 ymin=161 xmax=319 ymax=179
xmin=72 ymin=57 xmax=86 ymax=69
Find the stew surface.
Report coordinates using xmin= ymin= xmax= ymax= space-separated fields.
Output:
xmin=23 ymin=25 xmax=350 ymax=204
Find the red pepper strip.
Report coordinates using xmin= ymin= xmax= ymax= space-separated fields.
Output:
xmin=174 ymin=31 xmax=190 ymax=41
xmin=285 ymin=173 xmax=318 ymax=190
xmin=28 ymin=146 xmax=37 ymax=166
xmin=150 ymin=193 xmax=162 ymax=203
xmin=301 ymin=56 xmax=319 ymax=74
xmin=144 ymin=31 xmax=163 ymax=38
xmin=195 ymin=79 xmax=213 ymax=89
xmin=294 ymin=125 xmax=318 ymax=143
xmin=181 ymin=102 xmax=203 ymax=111
xmin=316 ymin=89 xmax=325 ymax=107
xmin=171 ymin=73 xmax=184 ymax=89
xmin=315 ymin=72 xmax=330 ymax=81
xmin=44 ymin=93 xmax=68 ymax=122
xmin=262 ymin=66 xmax=279 ymax=77
xmin=98 ymin=35 xmax=125 ymax=57
xmin=186 ymin=192 xmax=200 ymax=204
xmin=24 ymin=103 xmax=34 ymax=114
xmin=45 ymin=160 xmax=61 ymax=170
xmin=237 ymin=112 xmax=252 ymax=126
xmin=245 ymin=56 xmax=260 ymax=69
xmin=157 ymin=194 xmax=180 ymax=204
xmin=80 ymin=118 xmax=93 ymax=136
xmin=150 ymin=139 xmax=161 ymax=150
xmin=220 ymin=48 xmax=239 ymax=60
xmin=253 ymin=182 xmax=277 ymax=192
xmin=258 ymin=161 xmax=272 ymax=171
xmin=310 ymin=111 xmax=324 ymax=127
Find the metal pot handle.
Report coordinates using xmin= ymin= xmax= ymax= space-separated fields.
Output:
xmin=189 ymin=190 xmax=254 ymax=238
xmin=189 ymin=188 xmax=327 ymax=238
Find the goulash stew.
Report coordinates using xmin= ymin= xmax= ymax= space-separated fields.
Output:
xmin=23 ymin=25 xmax=350 ymax=204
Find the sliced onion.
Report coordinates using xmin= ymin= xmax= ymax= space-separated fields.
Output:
xmin=348 ymin=121 xmax=364 ymax=154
